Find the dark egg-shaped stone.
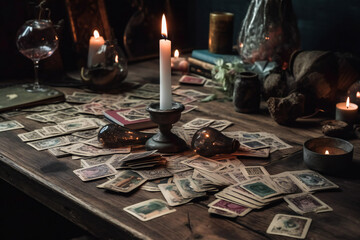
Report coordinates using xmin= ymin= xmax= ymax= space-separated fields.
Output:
xmin=98 ymin=124 xmax=154 ymax=148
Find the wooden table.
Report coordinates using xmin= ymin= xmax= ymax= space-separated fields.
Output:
xmin=1 ymin=59 xmax=360 ymax=240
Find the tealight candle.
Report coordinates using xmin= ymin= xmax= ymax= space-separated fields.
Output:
xmin=336 ymin=97 xmax=358 ymax=124
xmin=303 ymin=137 xmax=353 ymax=175
xmin=88 ymin=30 xmax=105 ymax=68
xmin=171 ymin=49 xmax=189 ymax=73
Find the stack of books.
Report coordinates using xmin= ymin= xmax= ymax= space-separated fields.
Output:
xmin=188 ymin=49 xmax=241 ymax=79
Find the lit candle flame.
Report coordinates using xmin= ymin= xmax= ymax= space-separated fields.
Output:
xmin=325 ymin=150 xmax=329 ymax=155
xmin=357 ymin=92 xmax=360 ymax=98
xmin=161 ymin=14 xmax=168 ymax=38
xmin=115 ymin=55 xmax=118 ymax=63
xmin=93 ymin=30 xmax=100 ymax=38
xmin=174 ymin=49 xmax=179 ymax=58
xmin=346 ymin=97 xmax=350 ymax=109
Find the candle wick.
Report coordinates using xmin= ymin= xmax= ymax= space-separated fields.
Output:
xmin=161 ymin=34 xmax=168 ymax=40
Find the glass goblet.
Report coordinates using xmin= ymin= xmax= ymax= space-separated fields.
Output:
xmin=16 ymin=19 xmax=58 ymax=92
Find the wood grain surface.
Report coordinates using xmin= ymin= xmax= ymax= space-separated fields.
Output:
xmin=0 ymin=59 xmax=359 ymax=240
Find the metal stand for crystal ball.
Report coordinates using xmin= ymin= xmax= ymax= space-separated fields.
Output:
xmin=145 ymin=102 xmax=187 ymax=153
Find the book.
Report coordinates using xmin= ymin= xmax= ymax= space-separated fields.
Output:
xmin=0 ymin=85 xmax=65 ymax=113
xmin=104 ymin=109 xmax=157 ymax=130
xmin=187 ymin=57 xmax=215 ymax=71
xmin=191 ymin=49 xmax=241 ymax=65
xmin=189 ymin=64 xmax=212 ymax=79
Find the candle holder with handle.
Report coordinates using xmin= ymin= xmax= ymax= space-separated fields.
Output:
xmin=145 ymin=102 xmax=187 ymax=153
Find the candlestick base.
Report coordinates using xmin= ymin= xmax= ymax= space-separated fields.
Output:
xmin=145 ymin=102 xmax=187 ymax=153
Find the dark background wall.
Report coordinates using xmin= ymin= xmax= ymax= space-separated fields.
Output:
xmin=1 ymin=0 xmax=360 ymax=80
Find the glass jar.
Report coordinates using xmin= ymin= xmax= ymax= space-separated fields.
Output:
xmin=81 ymin=40 xmax=128 ymax=90
xmin=233 ymin=71 xmax=261 ymax=113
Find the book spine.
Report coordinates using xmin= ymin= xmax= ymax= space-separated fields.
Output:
xmin=191 ymin=51 xmax=218 ymax=64
xmin=187 ymin=57 xmax=215 ymax=70
xmin=192 ymin=50 xmax=241 ymax=64
xmin=189 ymin=64 xmax=212 ymax=79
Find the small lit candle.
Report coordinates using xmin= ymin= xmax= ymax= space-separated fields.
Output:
xmin=325 ymin=150 xmax=329 ymax=155
xmin=336 ymin=97 xmax=358 ymax=124
xmin=159 ymin=14 xmax=172 ymax=110
xmin=171 ymin=49 xmax=189 ymax=73
xmin=88 ymin=30 xmax=105 ymax=68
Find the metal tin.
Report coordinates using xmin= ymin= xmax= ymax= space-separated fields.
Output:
xmin=209 ymin=12 xmax=234 ymax=54
xmin=303 ymin=137 xmax=353 ymax=175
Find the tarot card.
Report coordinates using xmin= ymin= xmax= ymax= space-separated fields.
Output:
xmin=241 ymin=180 xmax=280 ymax=199
xmin=268 ymin=172 xmax=303 ymax=194
xmin=141 ymin=177 xmax=172 ymax=192
xmin=81 ymin=137 xmax=103 ymax=148
xmin=137 ymin=83 xmax=179 ymax=93
xmin=173 ymin=89 xmax=210 ymax=100
xmin=42 ymin=125 xmax=66 ymax=135
xmin=165 ymin=152 xmax=194 ymax=173
xmin=241 ymin=140 xmax=269 ymax=150
xmin=0 ymin=120 xmax=24 ymax=132
xmin=182 ymin=118 xmax=215 ymax=130
xmin=179 ymin=75 xmax=206 ymax=85
xmin=284 ymin=193 xmax=333 ymax=214
xmin=214 ymin=192 xmax=263 ymax=209
xmin=232 ymin=147 xmax=270 ymax=158
xmin=208 ymin=199 xmax=251 ymax=217
xmin=18 ymin=131 xmax=45 ymax=142
xmin=128 ymin=89 xmax=160 ymax=99
xmin=57 ymin=118 xmax=98 ymax=133
xmin=66 ymin=95 xmax=95 ymax=104
xmin=72 ymin=129 xmax=100 ymax=139
xmin=189 ymin=177 xmax=218 ymax=192
xmin=289 ymin=170 xmax=339 ymax=191
xmin=73 ymin=163 xmax=117 ymax=181
xmin=242 ymin=166 xmax=269 ymax=178
xmin=98 ymin=170 xmax=146 ymax=192
xmin=209 ymin=120 xmax=233 ymax=131
xmin=173 ymin=169 xmax=194 ymax=179
xmin=61 ymin=143 xmax=130 ymax=157
xmin=228 ymin=171 xmax=249 ymax=183
xmin=181 ymin=155 xmax=224 ymax=172
xmin=123 ymin=199 xmax=176 ymax=221
xmin=80 ymin=155 xmax=114 ymax=167
xmin=158 ymin=183 xmax=193 ymax=206
xmin=266 ymin=214 xmax=312 ymax=239
xmin=135 ymin=167 xmax=173 ymax=180
xmin=182 ymin=104 xmax=198 ymax=114
xmin=26 ymin=113 xmax=49 ymax=123
xmin=208 ymin=207 xmax=238 ymax=218
xmin=172 ymin=95 xmax=197 ymax=105
xmin=173 ymin=178 xmax=206 ymax=198
xmin=259 ymin=136 xmax=292 ymax=153
xmin=27 ymin=136 xmax=70 ymax=151
xmin=48 ymin=147 xmax=70 ymax=157
xmin=66 ymin=135 xmax=85 ymax=144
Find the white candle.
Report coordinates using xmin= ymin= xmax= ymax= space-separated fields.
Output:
xmin=336 ymin=97 xmax=358 ymax=124
xmin=159 ymin=14 xmax=172 ymax=110
xmin=87 ymin=30 xmax=105 ymax=68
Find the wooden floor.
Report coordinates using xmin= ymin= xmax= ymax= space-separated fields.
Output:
xmin=0 ymin=59 xmax=360 ymax=239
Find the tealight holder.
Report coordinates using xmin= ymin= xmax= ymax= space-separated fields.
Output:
xmin=303 ymin=137 xmax=353 ymax=175
xmin=145 ymin=102 xmax=187 ymax=153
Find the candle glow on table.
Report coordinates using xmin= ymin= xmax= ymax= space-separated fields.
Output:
xmin=335 ymin=97 xmax=358 ymax=124
xmin=159 ymin=14 xmax=172 ymax=110
xmin=87 ymin=30 xmax=105 ymax=68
